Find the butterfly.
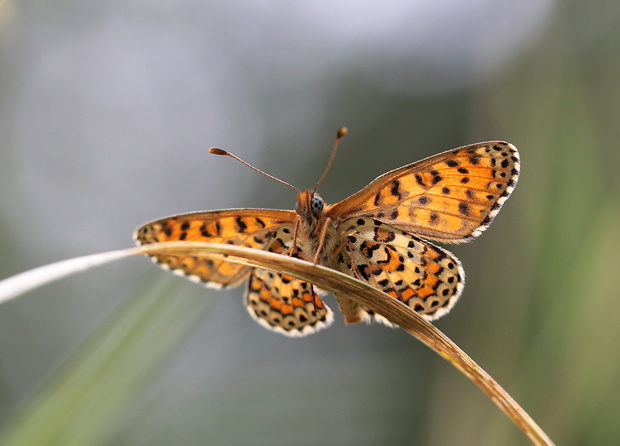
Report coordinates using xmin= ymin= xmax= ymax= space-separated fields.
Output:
xmin=134 ymin=129 xmax=519 ymax=337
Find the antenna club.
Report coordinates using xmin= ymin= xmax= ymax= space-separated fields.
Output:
xmin=209 ymin=148 xmax=228 ymax=155
xmin=337 ymin=127 xmax=348 ymax=138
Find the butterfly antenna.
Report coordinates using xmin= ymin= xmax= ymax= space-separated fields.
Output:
xmin=313 ymin=127 xmax=348 ymax=194
xmin=209 ymin=148 xmax=300 ymax=193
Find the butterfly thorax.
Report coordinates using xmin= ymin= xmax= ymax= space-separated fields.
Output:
xmin=294 ymin=190 xmax=340 ymax=267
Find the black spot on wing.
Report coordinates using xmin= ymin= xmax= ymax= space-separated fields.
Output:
xmin=235 ymin=216 xmax=247 ymax=233
xmin=458 ymin=202 xmax=470 ymax=216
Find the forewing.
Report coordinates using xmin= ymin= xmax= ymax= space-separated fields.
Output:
xmin=328 ymin=142 xmax=520 ymax=242
xmin=334 ymin=218 xmax=464 ymax=325
xmin=134 ymin=209 xmax=296 ymax=288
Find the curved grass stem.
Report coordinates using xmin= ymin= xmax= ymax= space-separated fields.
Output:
xmin=0 ymin=241 xmax=554 ymax=445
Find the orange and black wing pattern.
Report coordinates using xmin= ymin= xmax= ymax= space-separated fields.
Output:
xmin=134 ymin=209 xmax=296 ymax=288
xmin=328 ymin=142 xmax=519 ymax=243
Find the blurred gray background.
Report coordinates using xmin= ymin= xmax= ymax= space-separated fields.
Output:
xmin=1 ymin=1 xmax=619 ymax=445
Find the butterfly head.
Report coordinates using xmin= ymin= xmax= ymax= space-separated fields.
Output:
xmin=295 ymin=190 xmax=325 ymax=224
xmin=210 ymin=128 xmax=345 ymax=230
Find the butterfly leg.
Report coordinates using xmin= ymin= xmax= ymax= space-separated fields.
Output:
xmin=310 ymin=287 xmax=319 ymax=313
xmin=312 ymin=216 xmax=333 ymax=264
xmin=288 ymin=218 xmax=301 ymax=258
xmin=331 ymin=246 xmax=365 ymax=324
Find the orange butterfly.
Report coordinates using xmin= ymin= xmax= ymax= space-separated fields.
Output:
xmin=135 ymin=129 xmax=519 ymax=336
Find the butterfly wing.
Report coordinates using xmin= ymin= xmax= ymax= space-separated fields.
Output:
xmin=327 ymin=142 xmax=520 ymax=243
xmin=135 ymin=208 xmax=333 ymax=336
xmin=246 ymin=268 xmax=334 ymax=337
xmin=239 ymin=233 xmax=334 ymax=337
xmin=134 ymin=209 xmax=297 ymax=288
xmin=333 ymin=217 xmax=464 ymax=325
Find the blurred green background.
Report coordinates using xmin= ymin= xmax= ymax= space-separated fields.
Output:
xmin=1 ymin=1 xmax=619 ymax=445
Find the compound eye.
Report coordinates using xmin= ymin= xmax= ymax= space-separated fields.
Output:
xmin=310 ymin=194 xmax=324 ymax=215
